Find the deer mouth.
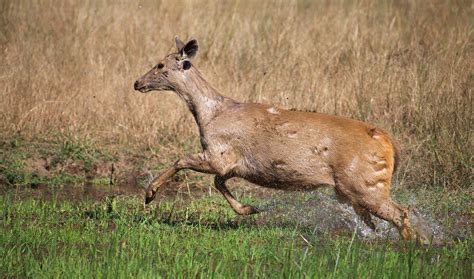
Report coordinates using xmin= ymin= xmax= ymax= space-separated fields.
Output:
xmin=133 ymin=80 xmax=151 ymax=93
xmin=137 ymin=86 xmax=151 ymax=93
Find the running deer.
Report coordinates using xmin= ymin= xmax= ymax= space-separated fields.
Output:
xmin=134 ymin=36 xmax=428 ymax=242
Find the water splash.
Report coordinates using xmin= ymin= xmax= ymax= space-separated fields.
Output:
xmin=252 ymin=190 xmax=445 ymax=242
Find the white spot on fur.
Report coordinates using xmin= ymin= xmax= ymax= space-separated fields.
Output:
xmin=348 ymin=156 xmax=359 ymax=172
xmin=374 ymin=168 xmax=388 ymax=176
xmin=321 ymin=137 xmax=332 ymax=147
xmin=267 ymin=107 xmax=279 ymax=114
xmin=287 ymin=131 xmax=297 ymax=138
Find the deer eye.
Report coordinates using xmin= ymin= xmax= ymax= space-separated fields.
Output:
xmin=182 ymin=60 xmax=192 ymax=70
xmin=157 ymin=63 xmax=164 ymax=69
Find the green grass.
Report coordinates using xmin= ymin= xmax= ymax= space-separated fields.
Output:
xmin=1 ymin=193 xmax=471 ymax=278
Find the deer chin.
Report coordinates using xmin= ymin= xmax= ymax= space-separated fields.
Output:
xmin=137 ymin=86 xmax=152 ymax=93
xmin=135 ymin=83 xmax=169 ymax=93
xmin=134 ymin=84 xmax=155 ymax=93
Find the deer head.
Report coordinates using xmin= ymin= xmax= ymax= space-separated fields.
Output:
xmin=133 ymin=36 xmax=198 ymax=93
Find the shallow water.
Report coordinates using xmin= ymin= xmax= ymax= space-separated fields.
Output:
xmin=2 ymin=179 xmax=450 ymax=243
xmin=252 ymin=190 xmax=445 ymax=242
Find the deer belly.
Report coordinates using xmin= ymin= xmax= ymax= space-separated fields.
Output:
xmin=238 ymin=158 xmax=335 ymax=191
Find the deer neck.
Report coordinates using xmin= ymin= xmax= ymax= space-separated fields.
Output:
xmin=173 ymin=67 xmax=227 ymax=127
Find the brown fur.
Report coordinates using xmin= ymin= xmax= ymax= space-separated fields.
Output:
xmin=134 ymin=37 xmax=420 ymax=241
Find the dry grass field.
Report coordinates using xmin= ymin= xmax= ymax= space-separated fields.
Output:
xmin=1 ymin=0 xmax=472 ymax=187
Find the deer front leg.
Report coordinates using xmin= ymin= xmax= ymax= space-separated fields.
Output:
xmin=144 ymin=153 xmax=214 ymax=204
xmin=214 ymin=176 xmax=259 ymax=215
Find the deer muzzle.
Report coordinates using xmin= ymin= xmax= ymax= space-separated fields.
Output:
xmin=133 ymin=80 xmax=150 ymax=93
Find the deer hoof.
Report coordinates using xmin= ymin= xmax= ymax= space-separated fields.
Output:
xmin=144 ymin=191 xmax=156 ymax=205
xmin=237 ymin=205 xmax=260 ymax=215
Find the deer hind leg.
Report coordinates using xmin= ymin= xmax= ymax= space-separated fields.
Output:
xmin=353 ymin=205 xmax=376 ymax=231
xmin=360 ymin=175 xmax=412 ymax=240
xmin=366 ymin=197 xmax=432 ymax=244
xmin=144 ymin=153 xmax=214 ymax=204
xmin=214 ymin=176 xmax=259 ymax=215
xmin=335 ymin=188 xmax=376 ymax=231
xmin=361 ymin=184 xmax=431 ymax=243
xmin=360 ymin=197 xmax=412 ymax=240
xmin=336 ymin=179 xmax=412 ymax=240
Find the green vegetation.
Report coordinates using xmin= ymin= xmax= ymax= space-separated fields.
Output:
xmin=1 ymin=194 xmax=471 ymax=278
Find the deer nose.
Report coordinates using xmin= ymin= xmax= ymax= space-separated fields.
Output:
xmin=133 ymin=80 xmax=140 ymax=90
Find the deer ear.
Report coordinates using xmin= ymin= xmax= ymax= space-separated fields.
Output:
xmin=181 ymin=39 xmax=198 ymax=59
xmin=175 ymin=36 xmax=185 ymax=52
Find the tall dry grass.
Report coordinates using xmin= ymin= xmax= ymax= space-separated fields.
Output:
xmin=0 ymin=0 xmax=472 ymax=189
